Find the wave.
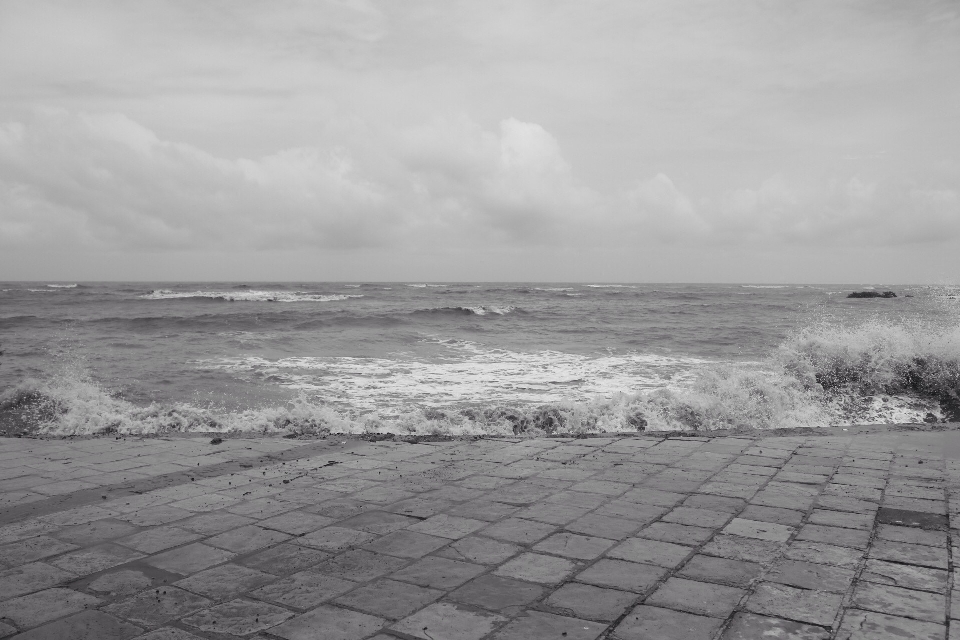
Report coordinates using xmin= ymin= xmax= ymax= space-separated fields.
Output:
xmin=584 ymin=284 xmax=636 ymax=288
xmin=46 ymin=283 xmax=78 ymax=288
xmin=140 ymin=290 xmax=363 ymax=303
xmin=414 ymin=305 xmax=521 ymax=317
xmin=5 ymin=317 xmax=956 ymax=437
xmin=741 ymin=285 xmax=789 ymax=289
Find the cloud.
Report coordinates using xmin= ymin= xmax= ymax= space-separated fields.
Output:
xmin=0 ymin=108 xmax=957 ymax=260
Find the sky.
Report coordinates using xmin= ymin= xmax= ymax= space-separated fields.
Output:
xmin=0 ymin=0 xmax=958 ymax=283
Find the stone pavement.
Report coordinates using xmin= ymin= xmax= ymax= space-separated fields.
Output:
xmin=1 ymin=427 xmax=959 ymax=639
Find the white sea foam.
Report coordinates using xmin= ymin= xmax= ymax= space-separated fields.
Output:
xmin=534 ymin=287 xmax=575 ymax=292
xmin=741 ymin=285 xmax=789 ymax=289
xmin=46 ymin=284 xmax=78 ymax=288
xmin=8 ymin=317 xmax=956 ymax=437
xmin=141 ymin=290 xmax=362 ymax=302
xmin=584 ymin=284 xmax=636 ymax=288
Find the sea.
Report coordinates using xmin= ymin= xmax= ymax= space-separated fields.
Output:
xmin=1 ymin=282 xmax=958 ymax=437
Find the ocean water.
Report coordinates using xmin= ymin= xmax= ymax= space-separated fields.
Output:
xmin=1 ymin=282 xmax=958 ymax=436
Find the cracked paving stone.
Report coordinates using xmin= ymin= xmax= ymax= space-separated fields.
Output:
xmin=269 ymin=604 xmax=386 ymax=640
xmin=613 ymin=605 xmax=723 ymax=640
xmin=494 ymin=552 xmax=577 ymax=584
xmin=181 ymin=598 xmax=293 ymax=635
xmin=104 ymin=586 xmax=212 ymax=628
xmin=0 ymin=587 xmax=100 ymax=630
xmin=860 ymin=559 xmax=948 ymax=593
xmin=701 ymin=534 xmax=783 ymax=564
xmin=391 ymin=602 xmax=505 ymax=640
xmin=722 ymin=612 xmax=829 ymax=639
xmin=0 ymin=562 xmax=76 ymax=601
xmin=334 ymin=578 xmax=442 ymax=620
xmin=850 ymin=582 xmax=945 ymax=623
xmin=576 ymin=558 xmax=667 ymax=593
xmin=745 ymin=583 xmax=844 ymax=628
xmin=389 ymin=555 xmax=485 ymax=590
xmin=238 ymin=542 xmax=330 ymax=575
xmin=449 ymin=574 xmax=544 ymax=612
xmin=143 ymin=543 xmax=236 ymax=575
xmin=645 ymin=577 xmax=746 ymax=618
xmin=766 ymin=559 xmax=856 ymax=593
xmin=315 ymin=549 xmax=409 ymax=582
xmin=250 ymin=569 xmax=356 ymax=609
xmin=678 ymin=555 xmax=762 ymax=588
xmin=607 ymin=537 xmax=692 ymax=568
xmin=4 ymin=610 xmax=142 ymax=640
xmin=491 ymin=610 xmax=606 ymax=640
xmin=870 ymin=539 xmax=948 ymax=570
xmin=437 ymin=535 xmax=521 ymax=565
xmin=174 ymin=563 xmax=274 ymax=601
xmin=543 ymin=582 xmax=637 ymax=622
xmin=532 ymin=532 xmax=616 ymax=559
xmin=835 ymin=609 xmax=946 ymax=640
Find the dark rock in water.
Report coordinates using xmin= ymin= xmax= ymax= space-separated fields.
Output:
xmin=847 ymin=291 xmax=897 ymax=298
xmin=923 ymin=413 xmax=938 ymax=423
xmin=626 ymin=410 xmax=647 ymax=431
xmin=939 ymin=389 xmax=960 ymax=422
xmin=210 ymin=437 xmax=223 ymax=445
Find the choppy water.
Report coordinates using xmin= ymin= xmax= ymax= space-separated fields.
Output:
xmin=1 ymin=282 xmax=958 ymax=436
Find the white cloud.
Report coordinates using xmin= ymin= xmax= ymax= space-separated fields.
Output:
xmin=0 ymin=108 xmax=957 ymax=263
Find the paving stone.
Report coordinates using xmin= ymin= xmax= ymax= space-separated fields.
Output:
xmin=646 ymin=577 xmax=746 ymax=618
xmin=784 ymin=541 xmax=863 ymax=569
xmin=54 ymin=519 xmax=141 ymax=546
xmin=239 ymin=542 xmax=330 ymax=575
xmin=870 ymin=539 xmax=948 ymax=569
xmin=316 ymin=549 xmax=409 ymax=581
xmin=491 ymin=610 xmax=606 ymax=640
xmin=437 ymin=536 xmax=521 ymax=565
xmin=0 ymin=587 xmax=100 ymax=629
xmin=6 ymin=610 xmax=141 ymax=640
xmin=678 ymin=555 xmax=762 ymax=588
xmin=515 ymin=502 xmax=593 ymax=525
xmin=532 ymin=532 xmax=616 ymax=559
xmin=205 ymin=525 xmax=291 ymax=553
xmin=543 ymin=582 xmax=636 ymax=621
xmin=390 ymin=555 xmax=485 ymax=590
xmin=174 ymin=563 xmax=274 ymax=601
xmin=449 ymin=574 xmax=545 ymax=612
xmin=884 ymin=497 xmax=946 ymax=515
xmin=479 ymin=517 xmax=557 ymax=545
xmin=745 ymin=583 xmax=844 ymax=628
xmin=337 ymin=511 xmax=420 ymax=534
xmin=701 ymin=534 xmax=783 ymax=564
xmin=593 ymin=500 xmax=667 ymax=523
xmin=271 ymin=604 xmax=386 ymax=640
xmin=250 ymin=570 xmax=356 ymax=609
xmin=334 ymin=578 xmax=442 ymax=620
xmin=50 ymin=543 xmax=143 ymax=576
xmin=835 ymin=609 xmax=946 ymax=640
xmin=817 ymin=495 xmax=879 ymax=514
xmin=607 ymin=537 xmax=692 ymax=568
xmin=105 ymin=586 xmax=213 ymax=628
xmin=364 ymin=530 xmax=449 ymax=558
xmin=851 ymin=582 xmax=945 ymax=623
xmin=683 ymin=494 xmax=746 ymax=513
xmin=177 ymin=511 xmax=255 ymax=536
xmin=795 ymin=524 xmax=871 ymax=549
xmin=128 ymin=627 xmax=205 ymax=639
xmin=0 ymin=536 xmax=78 ymax=567
xmin=876 ymin=524 xmax=947 ymax=547
xmin=408 ymin=514 xmax=487 ymax=539
xmin=448 ymin=499 xmax=521 ymax=522
xmin=767 ymin=559 xmax=856 ymax=593
xmin=722 ymin=518 xmax=794 ymax=542
xmin=860 ymin=559 xmax=948 ymax=594
xmin=661 ymin=506 xmax=732 ymax=528
xmin=181 ymin=598 xmax=293 ymax=635
xmin=620 ymin=488 xmax=686 ymax=507
xmin=876 ymin=507 xmax=948 ymax=530
xmin=613 ymin=605 xmax=723 ymax=640
xmin=391 ymin=602 xmax=505 ymax=640
xmin=494 ymin=552 xmax=577 ymax=584
xmin=722 ymin=612 xmax=829 ymax=639
xmin=575 ymin=559 xmax=667 ymax=593
xmin=257 ymin=511 xmax=334 ymax=535
xmin=636 ymin=522 xmax=714 ymax=546
xmin=144 ymin=543 xmax=235 ymax=575
xmin=808 ymin=509 xmax=875 ymax=530
xmin=87 ymin=569 xmax=156 ymax=597
xmin=0 ymin=562 xmax=76 ymax=600
xmin=116 ymin=527 xmax=201 ymax=554
xmin=120 ymin=506 xmax=193 ymax=527
xmin=739 ymin=504 xmax=806 ymax=526
xmin=565 ymin=514 xmax=640 ymax=539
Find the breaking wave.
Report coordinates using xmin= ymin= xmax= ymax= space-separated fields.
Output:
xmin=3 ymin=317 xmax=956 ymax=437
xmin=414 ymin=305 xmax=520 ymax=317
xmin=141 ymin=290 xmax=363 ymax=303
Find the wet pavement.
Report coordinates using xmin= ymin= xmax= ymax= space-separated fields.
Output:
xmin=0 ymin=427 xmax=958 ymax=639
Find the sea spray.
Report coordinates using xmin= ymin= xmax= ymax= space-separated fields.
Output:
xmin=3 ymin=316 xmax=956 ymax=437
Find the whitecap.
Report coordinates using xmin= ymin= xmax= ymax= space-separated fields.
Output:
xmin=140 ymin=290 xmax=363 ymax=302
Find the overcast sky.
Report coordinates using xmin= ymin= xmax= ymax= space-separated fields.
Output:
xmin=1 ymin=1 xmax=958 ymax=282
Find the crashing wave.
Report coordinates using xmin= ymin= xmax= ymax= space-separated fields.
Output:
xmin=4 ymin=317 xmax=956 ymax=437
xmin=141 ymin=290 xmax=363 ymax=302
xmin=46 ymin=284 xmax=78 ymax=288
